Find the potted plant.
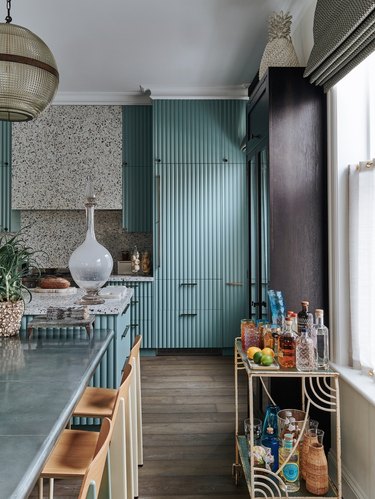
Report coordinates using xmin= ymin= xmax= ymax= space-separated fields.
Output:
xmin=0 ymin=230 xmax=39 ymax=337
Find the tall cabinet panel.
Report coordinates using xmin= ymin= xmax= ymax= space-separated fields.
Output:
xmin=122 ymin=105 xmax=152 ymax=232
xmin=153 ymin=100 xmax=248 ymax=349
xmin=0 ymin=122 xmax=19 ymax=232
xmin=247 ymin=67 xmax=328 ymax=319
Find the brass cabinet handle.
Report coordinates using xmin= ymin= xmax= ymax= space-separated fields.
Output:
xmin=179 ymin=313 xmax=197 ymax=317
xmin=226 ymin=282 xmax=243 ymax=286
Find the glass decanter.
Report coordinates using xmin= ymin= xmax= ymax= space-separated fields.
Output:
xmin=69 ymin=180 xmax=113 ymax=305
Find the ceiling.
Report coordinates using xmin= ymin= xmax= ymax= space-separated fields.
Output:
xmin=10 ymin=0 xmax=312 ymax=103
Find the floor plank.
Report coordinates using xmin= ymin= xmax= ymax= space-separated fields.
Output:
xmin=29 ymin=353 xmax=249 ymax=498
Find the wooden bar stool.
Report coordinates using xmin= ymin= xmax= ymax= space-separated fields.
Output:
xmin=73 ymin=336 xmax=143 ymax=498
xmin=39 ymin=365 xmax=133 ymax=499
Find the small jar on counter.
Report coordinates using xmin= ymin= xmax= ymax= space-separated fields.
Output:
xmin=141 ymin=251 xmax=151 ymax=275
xmin=131 ymin=246 xmax=140 ymax=273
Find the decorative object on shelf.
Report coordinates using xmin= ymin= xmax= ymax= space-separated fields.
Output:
xmin=0 ymin=0 xmax=59 ymax=121
xmin=141 ymin=250 xmax=151 ymax=275
xmin=0 ymin=230 xmax=40 ymax=336
xmin=301 ymin=427 xmax=324 ymax=480
xmin=69 ymin=179 xmax=113 ymax=305
xmin=305 ymin=442 xmax=329 ymax=495
xmin=131 ymin=246 xmax=140 ymax=274
xmin=259 ymin=11 xmax=299 ymax=79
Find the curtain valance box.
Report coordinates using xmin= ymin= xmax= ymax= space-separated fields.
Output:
xmin=304 ymin=0 xmax=375 ymax=91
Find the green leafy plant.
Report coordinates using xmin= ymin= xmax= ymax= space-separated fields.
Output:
xmin=0 ymin=230 xmax=40 ymax=303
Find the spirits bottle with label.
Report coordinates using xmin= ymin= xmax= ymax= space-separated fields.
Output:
xmin=297 ymin=301 xmax=310 ymax=335
xmin=279 ymin=433 xmax=300 ymax=492
xmin=278 ymin=319 xmax=296 ymax=368
xmin=314 ymin=309 xmax=329 ymax=369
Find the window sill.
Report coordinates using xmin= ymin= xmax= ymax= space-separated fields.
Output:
xmin=330 ymin=362 xmax=375 ymax=407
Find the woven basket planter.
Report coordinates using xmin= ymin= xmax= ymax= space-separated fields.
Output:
xmin=305 ymin=443 xmax=329 ymax=495
xmin=0 ymin=300 xmax=25 ymax=337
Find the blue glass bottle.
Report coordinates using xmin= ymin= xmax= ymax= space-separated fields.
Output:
xmin=261 ymin=427 xmax=279 ymax=472
xmin=262 ymin=404 xmax=280 ymax=440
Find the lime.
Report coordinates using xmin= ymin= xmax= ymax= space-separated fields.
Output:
xmin=261 ymin=354 xmax=274 ymax=366
xmin=253 ymin=351 xmax=263 ymax=364
xmin=247 ymin=346 xmax=261 ymax=359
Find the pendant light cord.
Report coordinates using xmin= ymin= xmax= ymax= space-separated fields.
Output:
xmin=5 ymin=0 xmax=12 ymax=23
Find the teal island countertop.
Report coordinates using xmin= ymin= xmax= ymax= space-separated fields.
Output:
xmin=0 ymin=329 xmax=114 ymax=499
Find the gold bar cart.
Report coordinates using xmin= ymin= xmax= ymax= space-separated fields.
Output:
xmin=233 ymin=338 xmax=342 ymax=498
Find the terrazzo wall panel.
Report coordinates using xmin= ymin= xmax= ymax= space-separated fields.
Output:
xmin=20 ymin=210 xmax=152 ymax=270
xmin=12 ymin=105 xmax=122 ymax=210
xmin=10 ymin=105 xmax=152 ymax=269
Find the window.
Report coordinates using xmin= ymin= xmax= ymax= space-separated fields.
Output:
xmin=330 ymin=51 xmax=375 ymax=378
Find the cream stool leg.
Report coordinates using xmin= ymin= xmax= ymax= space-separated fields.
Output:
xmin=109 ymin=398 xmax=127 ymax=499
xmin=125 ymin=391 xmax=135 ymax=499
xmin=135 ymin=354 xmax=143 ymax=466
xmin=129 ymin=364 xmax=138 ymax=497
xmin=48 ymin=478 xmax=54 ymax=499
xmin=38 ymin=477 xmax=43 ymax=499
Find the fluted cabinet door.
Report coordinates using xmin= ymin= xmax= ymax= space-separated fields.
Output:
xmin=222 ymin=162 xmax=249 ymax=347
xmin=0 ymin=122 xmax=19 ymax=232
xmin=122 ymin=105 xmax=152 ymax=232
xmin=155 ymin=163 xmax=223 ymax=280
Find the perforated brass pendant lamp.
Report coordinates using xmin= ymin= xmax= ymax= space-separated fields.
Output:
xmin=0 ymin=0 xmax=59 ymax=121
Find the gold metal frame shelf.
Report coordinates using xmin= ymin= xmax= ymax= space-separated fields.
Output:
xmin=233 ymin=338 xmax=342 ymax=499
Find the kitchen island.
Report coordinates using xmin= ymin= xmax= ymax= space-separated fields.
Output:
xmin=23 ymin=287 xmax=133 ymax=389
xmin=0 ymin=329 xmax=114 ymax=499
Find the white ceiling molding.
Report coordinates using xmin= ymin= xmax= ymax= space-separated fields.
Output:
xmin=53 ymin=92 xmax=152 ymax=106
xmin=140 ymin=85 xmax=249 ymax=100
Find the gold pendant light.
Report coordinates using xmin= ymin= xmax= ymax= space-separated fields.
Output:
xmin=0 ymin=0 xmax=59 ymax=121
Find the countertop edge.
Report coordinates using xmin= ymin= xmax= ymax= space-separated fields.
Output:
xmin=11 ymin=330 xmax=115 ymax=499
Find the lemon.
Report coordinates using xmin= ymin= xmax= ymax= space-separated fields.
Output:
xmin=261 ymin=347 xmax=275 ymax=358
xmin=247 ymin=346 xmax=261 ymax=359
xmin=261 ymin=354 xmax=274 ymax=366
xmin=253 ymin=351 xmax=263 ymax=364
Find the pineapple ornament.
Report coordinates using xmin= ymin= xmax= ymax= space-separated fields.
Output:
xmin=259 ymin=11 xmax=300 ymax=79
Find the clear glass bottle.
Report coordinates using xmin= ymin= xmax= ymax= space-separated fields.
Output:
xmin=279 ymin=433 xmax=300 ymax=492
xmin=296 ymin=327 xmax=316 ymax=371
xmin=314 ymin=309 xmax=329 ymax=369
xmin=278 ymin=319 xmax=296 ymax=368
xmin=69 ymin=181 xmax=113 ymax=304
xmin=297 ymin=300 xmax=309 ymax=335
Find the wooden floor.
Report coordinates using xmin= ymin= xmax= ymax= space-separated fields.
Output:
xmin=30 ymin=353 xmax=250 ymax=498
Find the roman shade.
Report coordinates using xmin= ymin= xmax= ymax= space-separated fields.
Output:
xmin=304 ymin=0 xmax=375 ymax=91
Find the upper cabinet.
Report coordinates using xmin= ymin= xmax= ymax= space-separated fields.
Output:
xmin=122 ymin=105 xmax=153 ymax=232
xmin=0 ymin=122 xmax=19 ymax=232
xmin=153 ymin=100 xmax=246 ymax=164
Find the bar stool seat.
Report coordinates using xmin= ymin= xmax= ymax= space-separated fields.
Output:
xmin=74 ymin=386 xmax=117 ymax=418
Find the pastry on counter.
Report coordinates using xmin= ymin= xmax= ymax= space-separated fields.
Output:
xmin=39 ymin=276 xmax=71 ymax=289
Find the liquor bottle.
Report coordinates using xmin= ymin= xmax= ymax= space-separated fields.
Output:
xmin=314 ymin=309 xmax=330 ymax=369
xmin=279 ymin=433 xmax=300 ymax=492
xmin=261 ymin=427 xmax=279 ymax=472
xmin=297 ymin=301 xmax=310 ymax=335
xmin=278 ymin=319 xmax=296 ymax=368
xmin=296 ymin=327 xmax=317 ymax=371
xmin=262 ymin=324 xmax=273 ymax=349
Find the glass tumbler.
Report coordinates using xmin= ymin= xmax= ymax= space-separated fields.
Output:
xmin=244 ymin=417 xmax=263 ymax=446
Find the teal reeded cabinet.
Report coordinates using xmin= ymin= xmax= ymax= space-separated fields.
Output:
xmin=122 ymin=105 xmax=152 ymax=232
xmin=153 ymin=100 xmax=248 ymax=349
xmin=0 ymin=122 xmax=19 ymax=232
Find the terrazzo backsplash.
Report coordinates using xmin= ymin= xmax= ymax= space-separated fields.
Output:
xmin=21 ymin=210 xmax=152 ymax=270
xmin=12 ymin=105 xmax=122 ymax=210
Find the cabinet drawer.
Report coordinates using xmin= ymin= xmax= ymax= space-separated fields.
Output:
xmin=155 ymin=309 xmax=223 ymax=348
xmin=129 ymin=319 xmax=153 ymax=348
xmin=155 ymin=279 xmax=222 ymax=311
